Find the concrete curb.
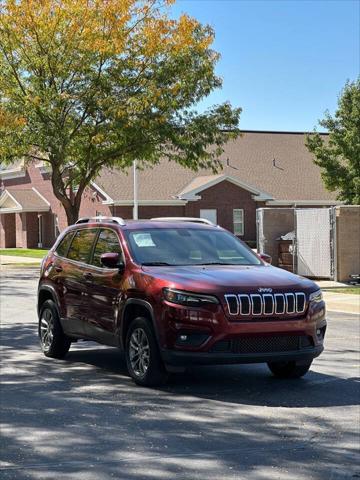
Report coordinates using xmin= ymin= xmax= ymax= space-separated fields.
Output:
xmin=0 ymin=264 xmax=40 ymax=269
xmin=321 ymin=286 xmax=360 ymax=291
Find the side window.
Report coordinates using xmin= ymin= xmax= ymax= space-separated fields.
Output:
xmin=91 ymin=229 xmax=122 ymax=268
xmin=67 ymin=229 xmax=97 ymax=264
xmin=55 ymin=232 xmax=74 ymax=258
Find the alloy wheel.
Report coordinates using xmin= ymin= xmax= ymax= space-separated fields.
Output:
xmin=129 ymin=328 xmax=150 ymax=377
xmin=40 ymin=309 xmax=54 ymax=351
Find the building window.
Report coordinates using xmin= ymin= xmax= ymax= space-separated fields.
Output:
xmin=200 ymin=209 xmax=217 ymax=225
xmin=233 ymin=209 xmax=244 ymax=236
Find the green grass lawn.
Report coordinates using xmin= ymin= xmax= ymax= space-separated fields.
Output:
xmin=323 ymin=287 xmax=360 ymax=295
xmin=0 ymin=248 xmax=48 ymax=258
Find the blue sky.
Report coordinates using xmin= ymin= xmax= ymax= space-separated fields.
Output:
xmin=172 ymin=0 xmax=360 ymax=131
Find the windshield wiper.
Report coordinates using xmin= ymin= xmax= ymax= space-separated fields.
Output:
xmin=196 ymin=262 xmax=233 ymax=265
xmin=141 ymin=261 xmax=173 ymax=266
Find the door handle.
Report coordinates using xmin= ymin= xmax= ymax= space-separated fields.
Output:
xmin=55 ymin=266 xmax=63 ymax=273
xmin=83 ymin=272 xmax=93 ymax=281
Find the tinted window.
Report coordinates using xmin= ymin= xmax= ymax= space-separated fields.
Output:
xmin=56 ymin=232 xmax=74 ymax=257
xmin=126 ymin=228 xmax=261 ymax=266
xmin=67 ymin=229 xmax=97 ymax=264
xmin=92 ymin=229 xmax=122 ymax=268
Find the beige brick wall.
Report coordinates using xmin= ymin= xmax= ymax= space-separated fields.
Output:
xmin=336 ymin=206 xmax=360 ymax=282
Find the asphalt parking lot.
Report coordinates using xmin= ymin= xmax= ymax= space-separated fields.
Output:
xmin=0 ymin=268 xmax=359 ymax=480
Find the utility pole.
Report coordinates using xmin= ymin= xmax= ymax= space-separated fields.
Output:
xmin=133 ymin=159 xmax=138 ymax=220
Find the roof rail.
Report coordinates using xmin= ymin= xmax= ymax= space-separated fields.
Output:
xmin=75 ymin=216 xmax=126 ymax=226
xmin=151 ymin=217 xmax=215 ymax=226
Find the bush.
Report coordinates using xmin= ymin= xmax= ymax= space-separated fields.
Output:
xmin=245 ymin=240 xmax=257 ymax=249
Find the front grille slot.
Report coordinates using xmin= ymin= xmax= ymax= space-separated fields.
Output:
xmin=225 ymin=295 xmax=239 ymax=315
xmin=296 ymin=293 xmax=306 ymax=313
xmin=275 ymin=294 xmax=285 ymax=314
xmin=263 ymin=294 xmax=274 ymax=314
xmin=239 ymin=295 xmax=251 ymax=315
xmin=251 ymin=294 xmax=262 ymax=315
xmin=211 ymin=335 xmax=313 ymax=354
xmin=285 ymin=293 xmax=295 ymax=313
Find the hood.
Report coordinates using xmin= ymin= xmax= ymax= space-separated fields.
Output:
xmin=142 ymin=264 xmax=317 ymax=295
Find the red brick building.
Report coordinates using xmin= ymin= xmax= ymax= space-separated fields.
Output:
xmin=0 ymin=131 xmax=341 ymax=248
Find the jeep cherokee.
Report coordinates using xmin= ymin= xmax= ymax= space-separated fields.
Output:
xmin=37 ymin=216 xmax=326 ymax=386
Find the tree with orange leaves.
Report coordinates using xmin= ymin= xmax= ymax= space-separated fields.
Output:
xmin=0 ymin=0 xmax=240 ymax=224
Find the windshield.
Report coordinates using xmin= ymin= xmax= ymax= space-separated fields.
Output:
xmin=126 ymin=228 xmax=262 ymax=266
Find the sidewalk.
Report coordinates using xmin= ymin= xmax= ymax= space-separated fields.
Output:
xmin=316 ymin=280 xmax=359 ymax=315
xmin=316 ymin=280 xmax=353 ymax=289
xmin=0 ymin=255 xmax=41 ymax=266
xmin=322 ymin=291 xmax=359 ymax=315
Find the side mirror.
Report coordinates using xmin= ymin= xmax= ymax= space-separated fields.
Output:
xmin=100 ymin=252 xmax=124 ymax=270
xmin=259 ymin=253 xmax=272 ymax=264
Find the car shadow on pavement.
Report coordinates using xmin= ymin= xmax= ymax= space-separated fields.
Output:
xmin=1 ymin=322 xmax=359 ymax=480
xmin=1 ymin=323 xmax=358 ymax=410
xmin=67 ymin=345 xmax=360 ymax=409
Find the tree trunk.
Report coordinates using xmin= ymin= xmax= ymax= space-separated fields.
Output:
xmin=50 ymin=163 xmax=85 ymax=226
xmin=64 ymin=203 xmax=81 ymax=226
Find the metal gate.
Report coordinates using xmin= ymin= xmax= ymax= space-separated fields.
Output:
xmin=295 ymin=208 xmax=336 ymax=279
xmin=256 ymin=207 xmax=336 ymax=280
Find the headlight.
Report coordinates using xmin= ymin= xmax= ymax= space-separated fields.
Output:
xmin=163 ymin=288 xmax=219 ymax=306
xmin=309 ymin=289 xmax=323 ymax=303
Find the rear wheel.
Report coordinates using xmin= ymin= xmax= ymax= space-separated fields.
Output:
xmin=39 ymin=300 xmax=71 ymax=359
xmin=125 ymin=317 xmax=168 ymax=387
xmin=267 ymin=360 xmax=312 ymax=378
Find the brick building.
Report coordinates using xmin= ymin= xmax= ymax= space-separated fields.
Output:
xmin=0 ymin=131 xmax=341 ymax=249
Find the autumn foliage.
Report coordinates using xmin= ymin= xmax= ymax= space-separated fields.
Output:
xmin=0 ymin=0 xmax=240 ymax=224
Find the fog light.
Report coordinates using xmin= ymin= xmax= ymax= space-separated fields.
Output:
xmin=175 ymin=332 xmax=210 ymax=347
xmin=316 ymin=326 xmax=326 ymax=340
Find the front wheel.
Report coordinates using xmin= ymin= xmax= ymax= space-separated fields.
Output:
xmin=125 ymin=317 xmax=168 ymax=387
xmin=39 ymin=300 xmax=71 ymax=359
xmin=267 ymin=360 xmax=312 ymax=378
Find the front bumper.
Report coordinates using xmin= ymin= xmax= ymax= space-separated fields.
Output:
xmin=157 ymin=300 xmax=327 ymax=366
xmin=161 ymin=344 xmax=324 ymax=366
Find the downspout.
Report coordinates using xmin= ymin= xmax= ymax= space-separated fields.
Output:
xmin=133 ymin=160 xmax=138 ymax=220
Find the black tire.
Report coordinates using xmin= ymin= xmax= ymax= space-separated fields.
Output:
xmin=38 ymin=299 xmax=71 ymax=359
xmin=267 ymin=360 xmax=312 ymax=379
xmin=125 ymin=317 xmax=168 ymax=387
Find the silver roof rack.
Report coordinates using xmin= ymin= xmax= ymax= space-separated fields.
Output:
xmin=75 ymin=216 xmax=126 ymax=226
xmin=151 ymin=217 xmax=215 ymax=226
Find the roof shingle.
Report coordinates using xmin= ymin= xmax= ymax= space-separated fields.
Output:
xmin=95 ymin=131 xmax=336 ymax=203
xmin=0 ymin=188 xmax=50 ymax=211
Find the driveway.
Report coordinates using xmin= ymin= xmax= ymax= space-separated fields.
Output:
xmin=0 ymin=268 xmax=359 ymax=480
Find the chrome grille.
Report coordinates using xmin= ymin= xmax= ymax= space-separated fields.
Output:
xmin=225 ymin=292 xmax=306 ymax=316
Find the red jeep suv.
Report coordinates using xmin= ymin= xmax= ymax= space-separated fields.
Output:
xmin=38 ymin=216 xmax=326 ymax=386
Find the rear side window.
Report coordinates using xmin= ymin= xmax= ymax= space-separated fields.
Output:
xmin=55 ymin=232 xmax=74 ymax=258
xmin=91 ymin=229 xmax=122 ymax=268
xmin=67 ymin=229 xmax=97 ymax=264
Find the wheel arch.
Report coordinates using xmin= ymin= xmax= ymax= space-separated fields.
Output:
xmin=120 ymin=299 xmax=159 ymax=350
xmin=37 ymin=285 xmax=61 ymax=317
